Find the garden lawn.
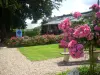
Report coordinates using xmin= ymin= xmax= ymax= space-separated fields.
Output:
xmin=19 ymin=44 xmax=66 ymax=61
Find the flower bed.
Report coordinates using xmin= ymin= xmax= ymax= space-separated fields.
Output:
xmin=5 ymin=34 xmax=64 ymax=47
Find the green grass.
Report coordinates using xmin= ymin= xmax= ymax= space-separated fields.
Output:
xmin=19 ymin=44 xmax=65 ymax=61
xmin=18 ymin=44 xmax=100 ymax=61
xmin=96 ymin=48 xmax=100 ymax=50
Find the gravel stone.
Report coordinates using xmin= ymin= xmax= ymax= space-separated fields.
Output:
xmin=0 ymin=47 xmax=90 ymax=75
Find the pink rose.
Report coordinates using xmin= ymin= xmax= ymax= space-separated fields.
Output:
xmin=94 ymin=25 xmax=100 ymax=31
xmin=73 ymin=12 xmax=82 ymax=18
xmin=68 ymin=40 xmax=77 ymax=48
xmin=68 ymin=43 xmax=84 ymax=58
xmin=58 ymin=18 xmax=71 ymax=32
xmin=90 ymin=4 xmax=100 ymax=12
xmin=68 ymin=36 xmax=74 ymax=41
xmin=59 ymin=40 xmax=68 ymax=48
xmin=76 ymin=44 xmax=84 ymax=51
xmin=69 ymin=47 xmax=84 ymax=58
xmin=96 ymin=12 xmax=100 ymax=18
xmin=87 ymin=33 xmax=93 ymax=40
xmin=73 ymin=24 xmax=91 ymax=38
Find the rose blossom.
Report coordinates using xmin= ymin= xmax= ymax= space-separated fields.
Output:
xmin=90 ymin=4 xmax=100 ymax=12
xmin=73 ymin=12 xmax=82 ymax=18
xmin=68 ymin=40 xmax=77 ymax=48
xmin=96 ymin=12 xmax=100 ymax=18
xmin=59 ymin=40 xmax=68 ymax=48
xmin=87 ymin=33 xmax=94 ymax=40
xmin=69 ymin=44 xmax=84 ymax=58
xmin=94 ymin=25 xmax=100 ymax=31
xmin=73 ymin=24 xmax=91 ymax=38
xmin=58 ymin=18 xmax=71 ymax=32
xmin=76 ymin=44 xmax=84 ymax=51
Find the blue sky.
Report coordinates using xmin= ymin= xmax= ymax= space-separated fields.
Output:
xmin=26 ymin=0 xmax=97 ymax=29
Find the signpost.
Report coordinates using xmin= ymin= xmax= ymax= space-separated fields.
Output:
xmin=16 ymin=29 xmax=22 ymax=38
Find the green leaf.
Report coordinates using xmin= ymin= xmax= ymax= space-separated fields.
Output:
xmin=0 ymin=0 xmax=2 ymax=6
xmin=5 ymin=0 xmax=8 ymax=6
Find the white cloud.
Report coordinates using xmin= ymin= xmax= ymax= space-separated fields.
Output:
xmin=26 ymin=19 xmax=42 ymax=29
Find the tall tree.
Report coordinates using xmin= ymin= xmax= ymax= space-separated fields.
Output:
xmin=0 ymin=0 xmax=63 ymax=42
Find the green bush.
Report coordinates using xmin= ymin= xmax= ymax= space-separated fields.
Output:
xmin=78 ymin=66 xmax=89 ymax=75
xmin=57 ymin=70 xmax=70 ymax=75
xmin=24 ymin=26 xmax=41 ymax=37
xmin=5 ymin=34 xmax=63 ymax=47
xmin=78 ymin=65 xmax=100 ymax=75
xmin=57 ymin=65 xmax=100 ymax=75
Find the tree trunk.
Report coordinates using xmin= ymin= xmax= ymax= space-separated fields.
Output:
xmin=89 ymin=42 xmax=95 ymax=75
xmin=0 ymin=24 xmax=6 ymax=43
xmin=0 ymin=8 xmax=7 ymax=43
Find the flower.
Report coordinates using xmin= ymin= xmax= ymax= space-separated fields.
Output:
xmin=68 ymin=36 xmax=74 ymax=41
xmin=73 ymin=12 xmax=82 ymax=18
xmin=68 ymin=40 xmax=77 ymax=48
xmin=73 ymin=24 xmax=91 ymax=38
xmin=76 ymin=44 xmax=84 ymax=51
xmin=69 ymin=44 xmax=84 ymax=58
xmin=96 ymin=12 xmax=100 ymax=18
xmin=87 ymin=33 xmax=93 ymax=40
xmin=58 ymin=18 xmax=71 ymax=32
xmin=90 ymin=4 xmax=100 ymax=12
xmin=94 ymin=25 xmax=100 ymax=31
xmin=10 ymin=36 xmax=17 ymax=40
xmin=59 ymin=40 xmax=68 ymax=48
xmin=67 ymin=28 xmax=74 ymax=33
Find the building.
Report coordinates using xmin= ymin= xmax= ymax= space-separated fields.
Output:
xmin=41 ymin=11 xmax=92 ymax=35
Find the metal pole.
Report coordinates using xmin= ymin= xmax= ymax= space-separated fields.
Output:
xmin=98 ymin=0 xmax=99 ymax=5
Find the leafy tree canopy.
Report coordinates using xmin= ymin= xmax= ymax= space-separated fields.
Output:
xmin=0 ymin=0 xmax=62 ymax=39
xmin=0 ymin=0 xmax=63 ymax=42
xmin=0 ymin=0 xmax=63 ymax=29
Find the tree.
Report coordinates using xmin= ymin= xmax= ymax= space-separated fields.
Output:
xmin=0 ymin=0 xmax=63 ymax=42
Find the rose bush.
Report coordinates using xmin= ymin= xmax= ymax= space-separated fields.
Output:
xmin=59 ymin=4 xmax=100 ymax=59
xmin=5 ymin=34 xmax=63 ymax=47
xmin=59 ymin=3 xmax=100 ymax=74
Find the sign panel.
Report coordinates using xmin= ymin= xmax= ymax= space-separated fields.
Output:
xmin=16 ymin=29 xmax=22 ymax=38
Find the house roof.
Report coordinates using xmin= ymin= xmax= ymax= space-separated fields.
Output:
xmin=43 ymin=11 xmax=92 ymax=25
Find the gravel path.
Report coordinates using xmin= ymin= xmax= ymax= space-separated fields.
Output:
xmin=0 ymin=47 xmax=90 ymax=75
